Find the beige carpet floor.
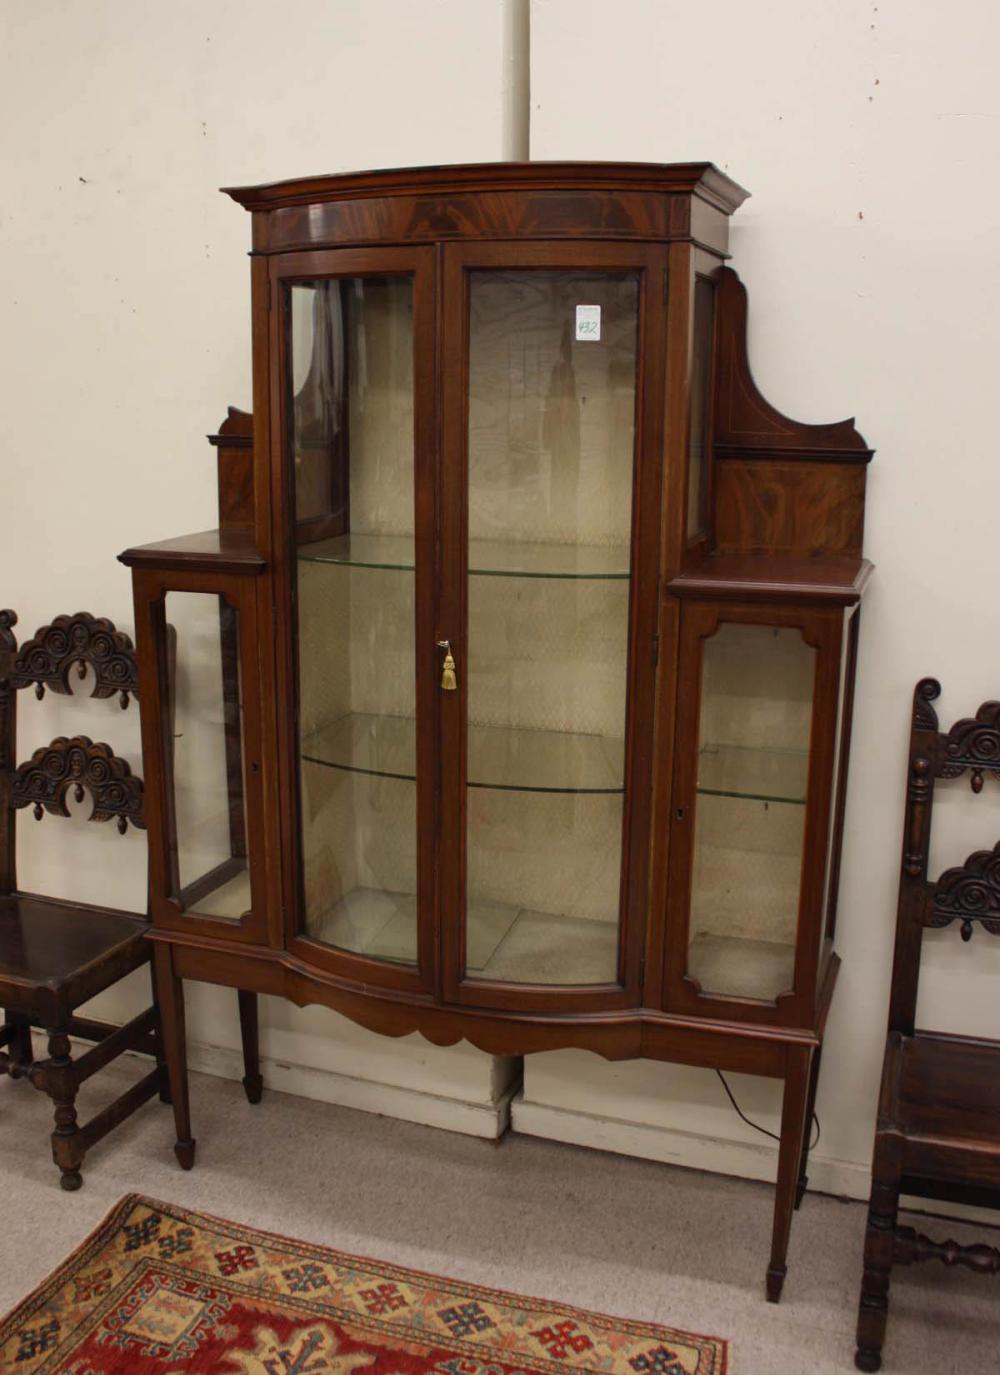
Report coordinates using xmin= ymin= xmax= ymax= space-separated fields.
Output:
xmin=1 ymin=1056 xmax=997 ymax=1373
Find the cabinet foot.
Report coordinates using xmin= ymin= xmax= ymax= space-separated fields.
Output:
xmin=242 ymin=1074 xmax=264 ymax=1105
xmin=174 ymin=1138 xmax=196 ymax=1170
xmin=767 ymin=1044 xmax=812 ymax=1304
xmin=765 ymin=1263 xmax=786 ymax=1302
xmin=237 ymin=991 xmax=262 ymax=1105
xmin=854 ymin=1348 xmax=882 ymax=1372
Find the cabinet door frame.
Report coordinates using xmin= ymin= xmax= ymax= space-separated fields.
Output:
xmin=133 ymin=566 xmax=271 ymax=945
xmin=267 ymin=245 xmax=438 ymax=994
xmin=438 ymin=240 xmax=668 ymax=1013
xmin=662 ymin=599 xmax=843 ymax=1028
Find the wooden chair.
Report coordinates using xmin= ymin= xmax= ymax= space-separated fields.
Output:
xmin=855 ymin=677 xmax=1000 ymax=1371
xmin=0 ymin=609 xmax=178 ymax=1189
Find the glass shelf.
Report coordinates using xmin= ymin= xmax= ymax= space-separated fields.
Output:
xmin=186 ymin=867 xmax=251 ymax=922
xmin=309 ymin=884 xmax=619 ymax=983
xmin=299 ymin=532 xmax=631 ymax=580
xmin=697 ymin=743 xmax=809 ymax=806
xmin=301 ymin=712 xmax=624 ymax=794
xmin=688 ymin=932 xmax=795 ymax=1002
xmin=300 ymin=533 xmax=414 ymax=572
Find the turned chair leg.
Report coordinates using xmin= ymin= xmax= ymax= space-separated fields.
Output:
xmin=795 ymin=1044 xmax=823 ymax=1209
xmin=29 ymin=1028 xmax=84 ymax=1191
xmin=237 ymin=990 xmax=263 ymax=1105
xmin=3 ymin=1012 xmax=33 ymax=1080
xmin=855 ymin=1164 xmax=900 ymax=1372
xmin=153 ymin=944 xmax=195 ymax=1170
xmin=767 ymin=1044 xmax=814 ymax=1301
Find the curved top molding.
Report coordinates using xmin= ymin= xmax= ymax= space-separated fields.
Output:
xmin=714 ymin=268 xmax=873 ymax=462
xmin=207 ymin=405 xmax=253 ymax=449
xmin=222 ymin=160 xmax=750 ymax=215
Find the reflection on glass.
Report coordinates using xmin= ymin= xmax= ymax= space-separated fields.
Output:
xmin=822 ymin=608 xmax=856 ymax=950
xmin=164 ymin=592 xmax=249 ymax=920
xmin=302 ymin=711 xmax=623 ymax=793
xmin=687 ymin=276 xmax=715 ymax=540
xmin=688 ymin=623 xmax=815 ymax=1001
xmin=300 ymin=532 xmax=630 ymax=580
xmin=291 ymin=277 xmax=418 ymax=964
xmin=464 ymin=270 xmax=639 ymax=985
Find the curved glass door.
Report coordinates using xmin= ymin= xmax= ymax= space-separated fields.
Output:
xmin=460 ymin=268 xmax=640 ymax=986
xmin=288 ymin=272 xmax=422 ymax=968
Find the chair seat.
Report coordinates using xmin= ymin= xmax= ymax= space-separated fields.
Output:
xmin=0 ymin=892 xmax=149 ymax=1022
xmin=883 ymin=1032 xmax=1000 ymax=1191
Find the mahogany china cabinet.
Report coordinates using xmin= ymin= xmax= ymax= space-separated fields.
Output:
xmin=120 ymin=162 xmax=873 ymax=1300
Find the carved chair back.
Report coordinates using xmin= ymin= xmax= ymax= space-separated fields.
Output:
xmin=890 ymin=677 xmax=1000 ymax=1037
xmin=0 ymin=610 xmax=144 ymax=901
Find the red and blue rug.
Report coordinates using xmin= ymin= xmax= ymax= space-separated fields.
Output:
xmin=0 ymin=1194 xmax=728 ymax=1374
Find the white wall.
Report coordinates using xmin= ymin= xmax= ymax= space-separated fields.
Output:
xmin=520 ymin=0 xmax=1000 ymax=1199
xmin=5 ymin=0 xmax=1000 ymax=1194
xmin=0 ymin=0 xmax=524 ymax=1137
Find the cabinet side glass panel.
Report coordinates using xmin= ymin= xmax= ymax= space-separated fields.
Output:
xmin=686 ymin=277 xmax=715 ymax=541
xmin=822 ymin=607 xmax=857 ymax=950
xmin=463 ymin=270 xmax=638 ymax=985
xmin=163 ymin=591 xmax=250 ymax=920
xmin=290 ymin=277 xmax=418 ymax=966
xmin=688 ymin=623 xmax=815 ymax=1001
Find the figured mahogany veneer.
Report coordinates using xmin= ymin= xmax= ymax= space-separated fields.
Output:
xmin=208 ymin=406 xmax=255 ymax=531
xmin=711 ymin=268 xmax=872 ymax=556
xmin=668 ymin=551 xmax=873 ymax=605
xmin=224 ymin=161 xmax=749 ymax=257
xmin=121 ymin=528 xmax=266 ymax=574
xmin=119 ymin=161 xmax=874 ymax=1302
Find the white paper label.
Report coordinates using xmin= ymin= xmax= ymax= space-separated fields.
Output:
xmin=575 ymin=304 xmax=601 ymax=341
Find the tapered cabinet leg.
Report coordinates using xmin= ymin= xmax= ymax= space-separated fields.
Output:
xmin=31 ymin=1029 xmax=84 ymax=1191
xmin=795 ymin=1044 xmax=823 ymax=1209
xmin=767 ymin=1044 xmax=814 ymax=1301
xmin=237 ymin=990 xmax=263 ymax=1105
xmin=149 ymin=960 xmax=171 ymax=1104
xmin=153 ymin=943 xmax=196 ymax=1169
xmin=854 ymin=1153 xmax=900 ymax=1372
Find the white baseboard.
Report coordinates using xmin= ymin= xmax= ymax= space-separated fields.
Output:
xmin=187 ymin=1037 xmax=518 ymax=1140
xmin=62 ymin=1025 xmax=1000 ymax=1231
xmin=62 ymin=1029 xmax=517 ymax=1140
xmin=511 ymin=1092 xmax=1000 ymax=1227
xmin=513 ymin=1091 xmax=868 ymax=1198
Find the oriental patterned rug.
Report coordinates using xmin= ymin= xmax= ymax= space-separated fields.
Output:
xmin=0 ymin=1194 xmax=728 ymax=1375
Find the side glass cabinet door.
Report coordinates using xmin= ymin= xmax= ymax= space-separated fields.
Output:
xmin=137 ymin=571 xmax=268 ymax=945
xmin=440 ymin=244 xmax=666 ymax=1009
xmin=276 ymin=248 xmax=436 ymax=989
xmin=665 ymin=603 xmax=842 ymax=1025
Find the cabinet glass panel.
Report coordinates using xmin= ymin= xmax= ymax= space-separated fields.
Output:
xmin=463 ymin=270 xmax=639 ymax=984
xmin=688 ymin=623 xmax=815 ymax=1000
xmin=822 ymin=608 xmax=856 ymax=951
xmin=686 ymin=277 xmax=714 ymax=540
xmin=290 ymin=276 xmax=418 ymax=965
xmin=164 ymin=591 xmax=250 ymax=920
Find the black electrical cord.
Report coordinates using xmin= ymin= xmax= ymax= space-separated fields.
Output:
xmin=716 ymin=1070 xmax=820 ymax=1152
